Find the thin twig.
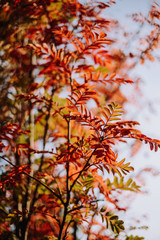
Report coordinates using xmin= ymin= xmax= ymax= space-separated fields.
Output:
xmin=70 ymin=149 xmax=95 ymax=193
xmin=0 ymin=156 xmax=64 ymax=205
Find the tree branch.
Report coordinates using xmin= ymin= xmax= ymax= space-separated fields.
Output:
xmin=0 ymin=156 xmax=64 ymax=205
xmin=70 ymin=149 xmax=95 ymax=193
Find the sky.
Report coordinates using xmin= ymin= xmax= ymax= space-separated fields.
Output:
xmin=105 ymin=0 xmax=160 ymax=239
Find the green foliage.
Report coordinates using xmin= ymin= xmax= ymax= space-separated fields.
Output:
xmin=125 ymin=235 xmax=144 ymax=240
xmin=106 ymin=176 xmax=140 ymax=192
xmin=105 ymin=211 xmax=125 ymax=235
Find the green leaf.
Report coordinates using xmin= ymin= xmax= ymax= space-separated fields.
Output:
xmin=126 ymin=178 xmax=132 ymax=187
xmin=110 ymin=215 xmax=118 ymax=220
xmin=113 ymin=176 xmax=118 ymax=188
xmin=105 ymin=211 xmax=112 ymax=217
xmin=110 ymin=221 xmax=114 ymax=232
xmin=119 ymin=177 xmax=124 ymax=187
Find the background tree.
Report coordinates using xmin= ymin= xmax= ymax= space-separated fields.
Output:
xmin=0 ymin=1 xmax=160 ymax=240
